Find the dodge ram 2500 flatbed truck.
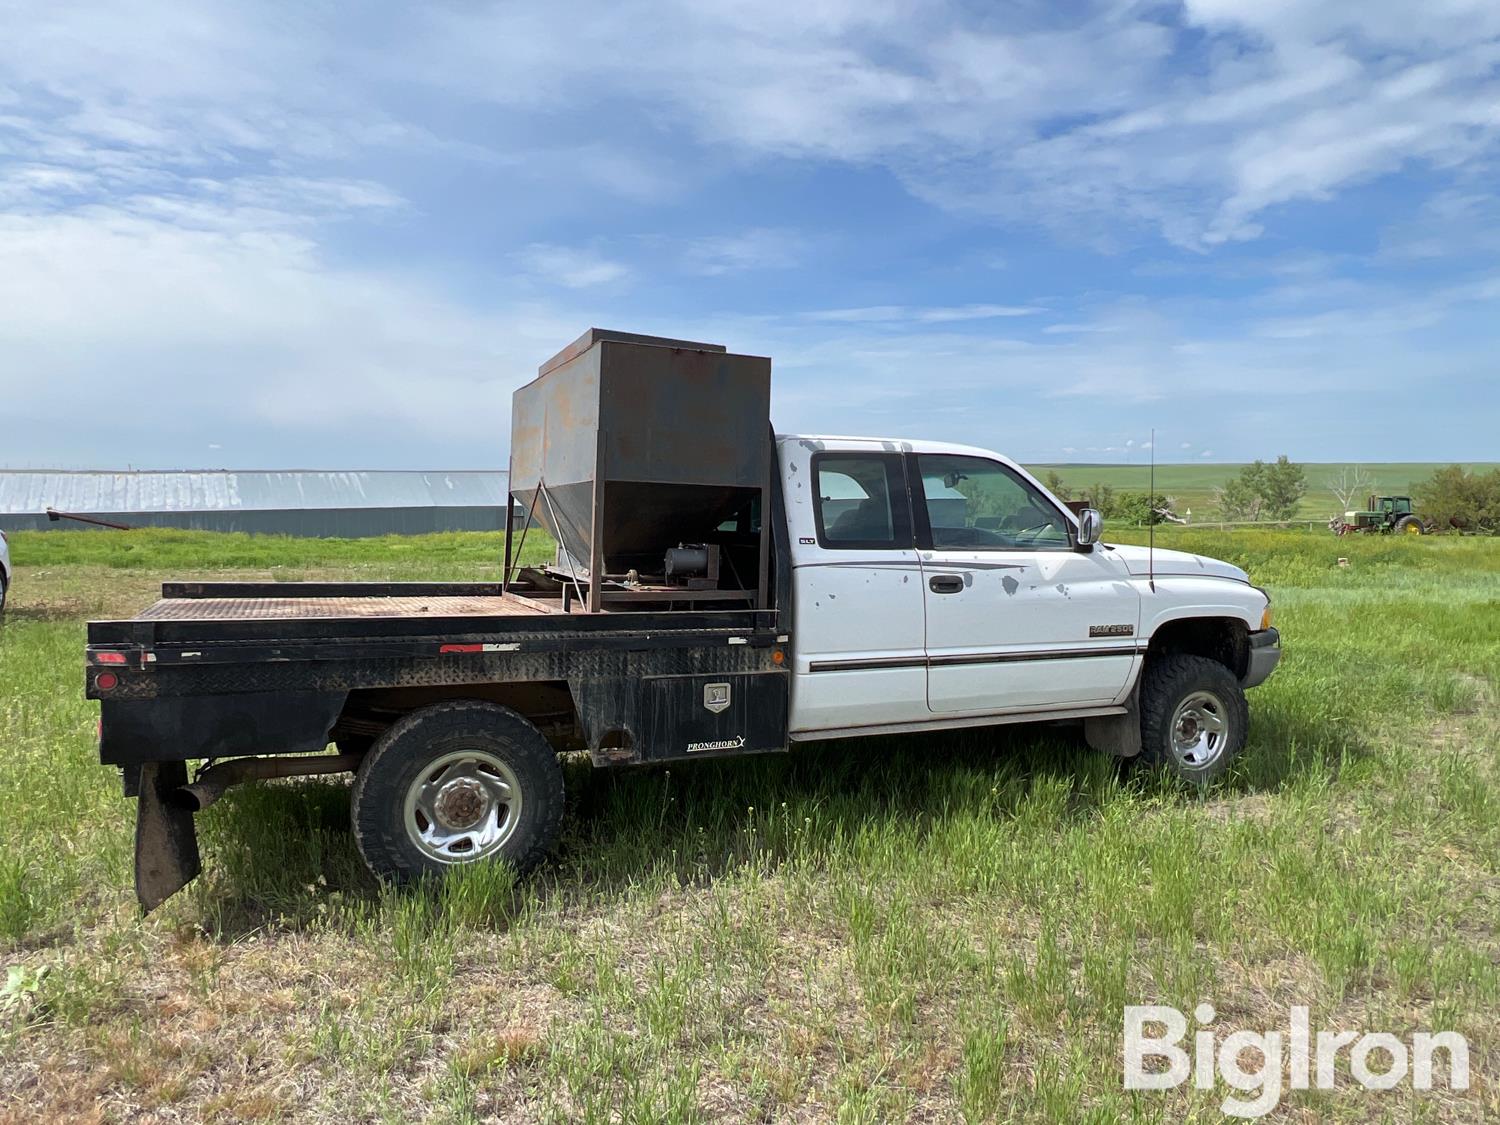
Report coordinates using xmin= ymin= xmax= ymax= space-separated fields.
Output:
xmin=86 ymin=330 xmax=1279 ymax=909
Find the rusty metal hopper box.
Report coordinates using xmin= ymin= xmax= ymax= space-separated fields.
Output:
xmin=508 ymin=329 xmax=773 ymax=610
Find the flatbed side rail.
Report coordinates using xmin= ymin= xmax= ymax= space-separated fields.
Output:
xmin=87 ymin=608 xmax=782 ymax=648
xmin=161 ymin=581 xmax=513 ymax=599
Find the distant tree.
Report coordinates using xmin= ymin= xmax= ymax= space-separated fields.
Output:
xmin=1215 ymin=456 xmax=1305 ymax=521
xmin=1078 ymin=487 xmax=1172 ymax=525
xmin=1110 ymin=491 xmax=1172 ymax=525
xmin=1215 ymin=464 xmax=1265 ymax=521
xmin=1415 ymin=465 xmax=1500 ymax=533
xmin=1043 ymin=470 xmax=1072 ymax=501
xmin=1326 ymin=465 xmax=1376 ymax=514
xmin=1260 ymin=455 xmax=1308 ymax=520
xmin=1157 ymin=495 xmax=1188 ymax=524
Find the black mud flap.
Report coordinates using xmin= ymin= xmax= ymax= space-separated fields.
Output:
xmin=135 ymin=761 xmax=201 ymax=912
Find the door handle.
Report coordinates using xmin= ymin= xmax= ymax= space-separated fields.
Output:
xmin=929 ymin=574 xmax=965 ymax=594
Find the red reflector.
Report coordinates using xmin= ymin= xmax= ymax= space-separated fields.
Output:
xmin=439 ymin=643 xmax=484 ymax=654
xmin=96 ymin=652 xmax=128 ymax=665
xmin=96 ymin=672 xmax=120 ymax=691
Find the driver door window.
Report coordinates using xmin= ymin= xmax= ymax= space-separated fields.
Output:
xmin=916 ymin=455 xmax=1070 ymax=550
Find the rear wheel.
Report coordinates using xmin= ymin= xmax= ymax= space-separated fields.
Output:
xmin=1395 ymin=515 xmax=1424 ymax=535
xmin=1138 ymin=655 xmax=1248 ymax=786
xmin=351 ymin=701 xmax=565 ymax=884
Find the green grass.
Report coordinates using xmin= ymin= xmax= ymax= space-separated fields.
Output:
xmin=1026 ymin=461 xmax=1500 ymax=521
xmin=1 ymin=528 xmax=1497 ymax=1121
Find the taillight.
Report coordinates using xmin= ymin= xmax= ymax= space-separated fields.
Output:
xmin=96 ymin=672 xmax=119 ymax=691
xmin=95 ymin=652 xmax=128 ymax=665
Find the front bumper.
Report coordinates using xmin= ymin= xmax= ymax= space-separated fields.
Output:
xmin=1241 ymin=627 xmax=1280 ymax=689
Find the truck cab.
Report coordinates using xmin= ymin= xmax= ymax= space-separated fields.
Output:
xmin=779 ymin=435 xmax=1277 ymax=746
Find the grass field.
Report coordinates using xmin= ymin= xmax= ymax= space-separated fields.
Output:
xmin=1 ymin=528 xmax=1497 ymax=1122
xmin=1026 ymin=462 xmax=1500 ymax=522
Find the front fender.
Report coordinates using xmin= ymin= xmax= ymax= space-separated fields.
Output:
xmin=1138 ymin=577 xmax=1265 ymax=640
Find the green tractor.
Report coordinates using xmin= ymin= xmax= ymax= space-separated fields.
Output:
xmin=1333 ymin=494 xmax=1428 ymax=536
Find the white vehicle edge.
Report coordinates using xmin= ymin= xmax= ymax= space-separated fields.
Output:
xmin=0 ymin=529 xmax=10 ymax=614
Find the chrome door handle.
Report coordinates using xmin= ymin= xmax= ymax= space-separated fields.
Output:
xmin=929 ymin=574 xmax=964 ymax=594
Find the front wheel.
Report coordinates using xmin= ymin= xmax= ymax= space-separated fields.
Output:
xmin=1395 ymin=515 xmax=1425 ymax=536
xmin=1138 ymin=655 xmax=1248 ymax=786
xmin=351 ymin=701 xmax=565 ymax=884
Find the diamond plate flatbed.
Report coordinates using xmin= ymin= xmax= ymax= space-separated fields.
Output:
xmin=136 ymin=593 xmax=551 ymax=622
xmin=87 ymin=581 xmax=779 ymax=652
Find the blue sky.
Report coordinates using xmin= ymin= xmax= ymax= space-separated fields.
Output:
xmin=3 ymin=0 xmax=1498 ymax=469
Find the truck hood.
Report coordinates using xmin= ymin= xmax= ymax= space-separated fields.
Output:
xmin=1105 ymin=543 xmax=1248 ymax=583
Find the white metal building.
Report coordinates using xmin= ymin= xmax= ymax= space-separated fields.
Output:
xmin=0 ymin=470 xmax=509 ymax=537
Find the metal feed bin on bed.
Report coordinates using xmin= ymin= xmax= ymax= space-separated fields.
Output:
xmin=507 ymin=329 xmax=773 ymax=611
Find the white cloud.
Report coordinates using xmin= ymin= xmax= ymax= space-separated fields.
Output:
xmin=7 ymin=1 xmax=1500 ymax=255
xmin=806 ymin=304 xmax=1042 ymax=324
xmin=513 ymin=243 xmax=629 ymax=288
xmin=1043 ymin=322 xmax=1119 ymax=335
xmin=1379 ymin=187 xmax=1500 ymax=259
xmin=917 ymin=304 xmax=1046 ymax=323
xmin=412 ymin=0 xmax=1500 ymax=247
xmin=678 ymin=228 xmax=803 ymax=276
xmin=1 ymin=0 xmax=1497 ymax=467
xmin=0 ymin=204 xmax=584 ymax=466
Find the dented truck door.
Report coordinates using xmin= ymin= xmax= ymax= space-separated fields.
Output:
xmin=911 ymin=452 xmax=1140 ymax=714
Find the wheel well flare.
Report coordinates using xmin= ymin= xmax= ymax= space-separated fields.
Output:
xmin=1147 ymin=617 xmax=1249 ymax=679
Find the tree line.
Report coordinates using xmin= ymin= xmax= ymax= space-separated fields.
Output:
xmin=1326 ymin=463 xmax=1500 ymax=533
xmin=1044 ymin=458 xmax=1498 ymax=530
xmin=1044 ymin=457 xmax=1309 ymax=525
xmin=1414 ymin=466 xmax=1500 ymax=533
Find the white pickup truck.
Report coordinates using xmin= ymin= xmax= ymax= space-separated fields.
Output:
xmin=88 ymin=331 xmax=1278 ymax=908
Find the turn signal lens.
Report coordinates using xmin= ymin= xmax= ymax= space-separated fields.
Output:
xmin=1260 ymin=606 xmax=1273 ymax=630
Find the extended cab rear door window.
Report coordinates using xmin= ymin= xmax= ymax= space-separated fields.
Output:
xmin=912 ymin=454 xmax=1072 ymax=551
xmin=812 ymin=453 xmax=912 ymax=549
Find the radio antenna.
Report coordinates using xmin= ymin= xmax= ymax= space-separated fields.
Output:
xmin=1148 ymin=428 xmax=1156 ymax=594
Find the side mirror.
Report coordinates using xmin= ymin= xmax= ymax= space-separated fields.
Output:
xmin=1076 ymin=508 xmax=1102 ymax=548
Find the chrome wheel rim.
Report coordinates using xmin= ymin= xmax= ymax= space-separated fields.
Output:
xmin=1170 ymin=690 xmax=1229 ymax=770
xmin=403 ymin=749 xmax=521 ymax=863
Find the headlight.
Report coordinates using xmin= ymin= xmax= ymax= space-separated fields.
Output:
xmin=1253 ymin=584 xmax=1272 ymax=630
